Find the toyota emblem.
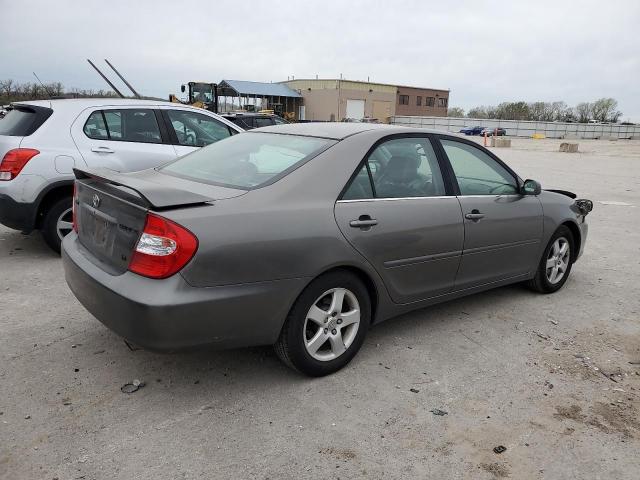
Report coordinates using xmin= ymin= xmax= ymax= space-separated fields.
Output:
xmin=92 ymin=193 xmax=101 ymax=208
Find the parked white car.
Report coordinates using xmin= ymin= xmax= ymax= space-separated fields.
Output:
xmin=0 ymin=99 xmax=243 ymax=252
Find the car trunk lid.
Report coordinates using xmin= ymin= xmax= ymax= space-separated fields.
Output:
xmin=73 ymin=167 xmax=245 ymax=275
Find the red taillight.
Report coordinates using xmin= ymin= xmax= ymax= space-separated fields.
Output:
xmin=72 ymin=183 xmax=78 ymax=233
xmin=128 ymin=213 xmax=198 ymax=279
xmin=0 ymin=148 xmax=40 ymax=180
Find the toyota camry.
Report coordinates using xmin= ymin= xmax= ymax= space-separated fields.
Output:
xmin=62 ymin=123 xmax=592 ymax=376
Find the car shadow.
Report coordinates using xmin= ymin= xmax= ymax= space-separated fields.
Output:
xmin=73 ymin=281 xmax=533 ymax=394
xmin=0 ymin=227 xmax=58 ymax=258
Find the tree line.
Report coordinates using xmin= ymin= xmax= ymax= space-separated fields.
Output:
xmin=0 ymin=79 xmax=119 ymax=104
xmin=447 ymin=98 xmax=624 ymax=123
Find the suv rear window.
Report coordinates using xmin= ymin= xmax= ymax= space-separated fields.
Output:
xmin=160 ymin=132 xmax=335 ymax=189
xmin=0 ymin=105 xmax=53 ymax=136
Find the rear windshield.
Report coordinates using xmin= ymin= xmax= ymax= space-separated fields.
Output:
xmin=0 ymin=105 xmax=53 ymax=136
xmin=160 ymin=132 xmax=336 ymax=189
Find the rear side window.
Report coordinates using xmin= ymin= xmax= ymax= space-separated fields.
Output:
xmin=83 ymin=111 xmax=108 ymax=139
xmin=82 ymin=109 xmax=162 ymax=144
xmin=342 ymin=137 xmax=446 ymax=200
xmin=160 ymin=132 xmax=335 ymax=189
xmin=0 ymin=106 xmax=53 ymax=136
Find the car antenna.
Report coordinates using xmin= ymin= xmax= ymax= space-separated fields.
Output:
xmin=32 ymin=72 xmax=54 ymax=99
xmin=87 ymin=59 xmax=125 ymax=98
xmin=104 ymin=59 xmax=141 ymax=99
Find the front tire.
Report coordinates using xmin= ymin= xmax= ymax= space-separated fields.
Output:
xmin=41 ymin=196 xmax=73 ymax=254
xmin=274 ymin=271 xmax=371 ymax=376
xmin=528 ymin=226 xmax=574 ymax=293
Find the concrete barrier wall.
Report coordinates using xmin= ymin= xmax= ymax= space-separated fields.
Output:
xmin=390 ymin=116 xmax=640 ymax=139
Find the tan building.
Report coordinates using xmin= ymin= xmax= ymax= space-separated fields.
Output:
xmin=396 ymin=85 xmax=449 ymax=117
xmin=282 ymin=78 xmax=449 ymax=122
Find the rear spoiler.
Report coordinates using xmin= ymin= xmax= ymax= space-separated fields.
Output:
xmin=73 ymin=167 xmax=213 ymax=209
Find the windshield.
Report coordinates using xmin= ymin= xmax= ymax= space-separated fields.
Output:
xmin=160 ymin=132 xmax=336 ymax=189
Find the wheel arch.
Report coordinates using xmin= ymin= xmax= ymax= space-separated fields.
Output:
xmin=560 ymin=220 xmax=581 ymax=263
xmin=35 ymin=181 xmax=74 ymax=228
xmin=296 ymin=264 xmax=380 ymax=325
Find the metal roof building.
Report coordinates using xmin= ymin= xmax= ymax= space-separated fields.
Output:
xmin=218 ymin=80 xmax=302 ymax=119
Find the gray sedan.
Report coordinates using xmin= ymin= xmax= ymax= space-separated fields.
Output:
xmin=62 ymin=123 xmax=592 ymax=376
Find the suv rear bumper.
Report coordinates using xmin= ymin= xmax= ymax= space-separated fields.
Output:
xmin=62 ymin=232 xmax=307 ymax=351
xmin=0 ymin=193 xmax=37 ymax=232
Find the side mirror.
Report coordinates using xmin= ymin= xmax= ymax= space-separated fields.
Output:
xmin=522 ymin=179 xmax=541 ymax=195
xmin=180 ymin=84 xmax=186 ymax=93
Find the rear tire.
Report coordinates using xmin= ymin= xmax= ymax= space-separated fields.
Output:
xmin=41 ymin=196 xmax=73 ymax=254
xmin=527 ymin=226 xmax=574 ymax=293
xmin=274 ymin=271 xmax=371 ymax=377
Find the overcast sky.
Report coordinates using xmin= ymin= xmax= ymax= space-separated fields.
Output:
xmin=2 ymin=0 xmax=639 ymax=120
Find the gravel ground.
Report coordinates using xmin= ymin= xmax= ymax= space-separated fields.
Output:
xmin=1 ymin=138 xmax=639 ymax=479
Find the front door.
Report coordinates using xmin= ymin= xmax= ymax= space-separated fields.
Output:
xmin=72 ymin=107 xmax=177 ymax=172
xmin=437 ymin=138 xmax=543 ymax=290
xmin=335 ymin=136 xmax=463 ymax=304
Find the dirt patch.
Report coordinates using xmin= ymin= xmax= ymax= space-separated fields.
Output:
xmin=319 ymin=447 xmax=357 ymax=460
xmin=480 ymin=462 xmax=510 ymax=478
xmin=554 ymin=402 xmax=640 ymax=439
xmin=554 ymin=404 xmax=585 ymax=421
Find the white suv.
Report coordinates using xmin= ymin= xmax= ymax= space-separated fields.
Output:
xmin=0 ymin=99 xmax=243 ymax=252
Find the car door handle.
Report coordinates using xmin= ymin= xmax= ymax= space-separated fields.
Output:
xmin=349 ymin=216 xmax=378 ymax=228
xmin=465 ymin=210 xmax=485 ymax=221
xmin=91 ymin=146 xmax=115 ymax=153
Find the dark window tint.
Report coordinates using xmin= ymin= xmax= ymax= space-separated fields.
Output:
xmin=228 ymin=117 xmax=254 ymax=129
xmin=83 ymin=111 xmax=108 ymax=140
xmin=440 ymin=139 xmax=517 ymax=195
xmin=273 ymin=116 xmax=288 ymax=125
xmin=161 ymin=132 xmax=335 ymax=189
xmin=0 ymin=106 xmax=52 ymax=136
xmin=399 ymin=95 xmax=409 ymax=105
xmin=254 ymin=117 xmax=275 ymax=128
xmin=342 ymin=137 xmax=446 ymax=200
xmin=167 ymin=110 xmax=232 ymax=147
xmin=86 ymin=109 xmax=162 ymax=143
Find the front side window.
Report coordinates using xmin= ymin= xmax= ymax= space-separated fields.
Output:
xmin=167 ymin=110 xmax=232 ymax=147
xmin=160 ymin=132 xmax=335 ymax=189
xmin=440 ymin=139 xmax=518 ymax=195
xmin=342 ymin=137 xmax=446 ymax=200
xmin=399 ymin=95 xmax=409 ymax=105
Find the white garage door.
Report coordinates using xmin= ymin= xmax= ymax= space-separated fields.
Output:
xmin=345 ymin=99 xmax=365 ymax=120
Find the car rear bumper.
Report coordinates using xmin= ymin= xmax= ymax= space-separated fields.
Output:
xmin=0 ymin=193 xmax=37 ymax=232
xmin=62 ymin=232 xmax=308 ymax=351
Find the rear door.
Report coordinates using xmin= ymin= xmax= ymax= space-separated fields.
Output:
xmin=436 ymin=137 xmax=543 ymax=290
xmin=335 ymin=135 xmax=463 ymax=304
xmin=71 ymin=107 xmax=176 ymax=172
xmin=160 ymin=108 xmax=237 ymax=157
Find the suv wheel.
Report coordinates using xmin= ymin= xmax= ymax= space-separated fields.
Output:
xmin=42 ymin=197 xmax=73 ymax=254
xmin=274 ymin=271 xmax=370 ymax=376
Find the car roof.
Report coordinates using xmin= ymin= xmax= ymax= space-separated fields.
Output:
xmin=13 ymin=98 xmax=193 ymax=112
xmin=252 ymin=122 xmax=443 ymax=140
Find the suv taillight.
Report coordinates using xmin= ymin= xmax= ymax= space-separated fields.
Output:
xmin=0 ymin=148 xmax=40 ymax=180
xmin=128 ymin=213 xmax=198 ymax=279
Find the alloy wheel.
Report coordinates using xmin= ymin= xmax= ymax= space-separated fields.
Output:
xmin=56 ymin=207 xmax=74 ymax=240
xmin=546 ymin=237 xmax=570 ymax=284
xmin=303 ymin=288 xmax=361 ymax=361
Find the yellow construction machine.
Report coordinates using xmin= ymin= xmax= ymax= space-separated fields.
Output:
xmin=169 ymin=82 xmax=219 ymax=112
